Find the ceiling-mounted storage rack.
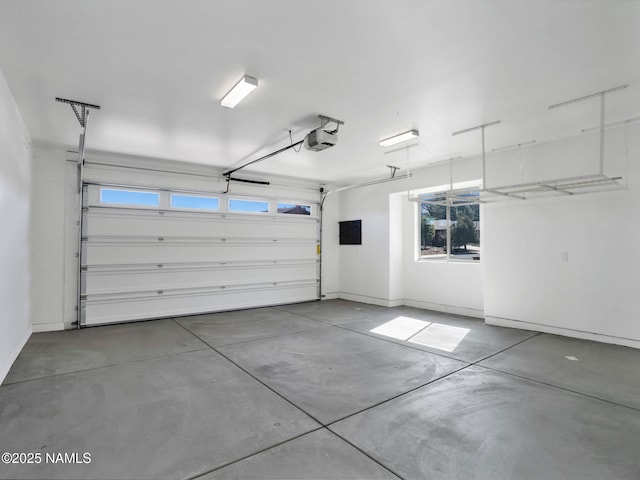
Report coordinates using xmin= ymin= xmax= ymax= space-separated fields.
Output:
xmin=413 ymin=85 xmax=629 ymax=206
xmin=480 ymin=173 xmax=624 ymax=202
xmin=417 ymin=187 xmax=480 ymax=207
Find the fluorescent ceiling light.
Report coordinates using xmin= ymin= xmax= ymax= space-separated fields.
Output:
xmin=220 ymin=75 xmax=258 ymax=108
xmin=379 ymin=129 xmax=419 ymax=147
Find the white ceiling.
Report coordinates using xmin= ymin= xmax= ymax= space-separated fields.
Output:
xmin=0 ymin=0 xmax=638 ymax=184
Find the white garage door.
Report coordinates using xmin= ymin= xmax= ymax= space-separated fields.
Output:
xmin=80 ymin=180 xmax=320 ymax=326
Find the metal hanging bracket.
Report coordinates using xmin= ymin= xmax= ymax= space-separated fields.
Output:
xmin=387 ymin=165 xmax=399 ymax=178
xmin=55 ymin=97 xmax=101 ymax=128
xmin=55 ymin=97 xmax=101 ymax=168
xmin=318 ymin=114 xmax=344 ymax=133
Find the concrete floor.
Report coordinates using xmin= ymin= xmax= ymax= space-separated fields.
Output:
xmin=1 ymin=300 xmax=639 ymax=479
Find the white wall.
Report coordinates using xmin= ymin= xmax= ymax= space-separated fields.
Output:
xmin=484 ymin=124 xmax=640 ymax=347
xmin=388 ymin=193 xmax=404 ymax=305
xmin=333 ymin=123 xmax=639 ymax=349
xmin=401 ymin=159 xmax=485 ymax=316
xmin=402 ymin=198 xmax=484 ymax=317
xmin=320 ymin=191 xmax=340 ymax=299
xmin=335 ymin=157 xmax=485 ymax=313
xmin=30 ymin=147 xmax=68 ymax=331
xmin=338 ymin=185 xmax=395 ymax=305
xmin=0 ymin=69 xmax=32 ymax=384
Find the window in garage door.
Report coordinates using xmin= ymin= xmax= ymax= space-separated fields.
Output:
xmin=228 ymin=198 xmax=270 ymax=213
xmin=100 ymin=188 xmax=160 ymax=207
xmin=170 ymin=194 xmax=219 ymax=210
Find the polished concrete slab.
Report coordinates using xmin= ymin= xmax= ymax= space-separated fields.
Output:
xmin=175 ymin=306 xmax=325 ymax=347
xmin=345 ymin=308 xmax=539 ymax=363
xmin=218 ymin=326 xmax=466 ymax=424
xmin=3 ymin=300 xmax=640 ymax=480
xmin=201 ymin=429 xmax=399 ymax=479
xmin=331 ymin=366 xmax=640 ymax=480
xmin=480 ymin=333 xmax=640 ymax=409
xmin=0 ymin=349 xmax=319 ymax=480
xmin=274 ymin=299 xmax=394 ymax=326
xmin=3 ymin=319 xmax=208 ymax=384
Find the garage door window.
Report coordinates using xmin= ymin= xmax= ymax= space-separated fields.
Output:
xmin=277 ymin=203 xmax=311 ymax=215
xmin=170 ymin=194 xmax=219 ymax=210
xmin=229 ymin=198 xmax=270 ymax=213
xmin=100 ymin=188 xmax=160 ymax=207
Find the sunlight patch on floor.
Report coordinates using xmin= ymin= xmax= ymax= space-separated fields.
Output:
xmin=370 ymin=316 xmax=470 ymax=352
xmin=409 ymin=323 xmax=470 ymax=352
xmin=370 ymin=316 xmax=431 ymax=341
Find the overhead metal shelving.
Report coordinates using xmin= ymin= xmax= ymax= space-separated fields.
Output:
xmin=414 ymin=85 xmax=629 ymax=207
xmin=480 ymin=173 xmax=624 ymax=203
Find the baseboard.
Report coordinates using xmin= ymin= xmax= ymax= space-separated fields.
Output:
xmin=0 ymin=325 xmax=32 ymax=385
xmin=321 ymin=292 xmax=339 ymax=300
xmin=486 ymin=316 xmax=640 ymax=350
xmin=337 ymin=292 xmax=483 ymax=315
xmin=403 ymin=299 xmax=484 ymax=319
xmin=32 ymin=322 xmax=67 ymax=333
xmin=337 ymin=292 xmax=402 ymax=308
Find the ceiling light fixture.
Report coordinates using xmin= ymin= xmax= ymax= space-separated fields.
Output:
xmin=379 ymin=129 xmax=419 ymax=147
xmin=220 ymin=75 xmax=258 ymax=108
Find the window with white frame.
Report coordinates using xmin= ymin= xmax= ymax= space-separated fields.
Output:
xmin=100 ymin=188 xmax=160 ymax=207
xmin=170 ymin=194 xmax=219 ymax=210
xmin=277 ymin=202 xmax=311 ymax=215
xmin=228 ymin=198 xmax=270 ymax=213
xmin=418 ymin=186 xmax=481 ymax=262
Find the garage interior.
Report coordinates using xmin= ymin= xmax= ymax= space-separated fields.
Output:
xmin=1 ymin=1 xmax=640 ymax=479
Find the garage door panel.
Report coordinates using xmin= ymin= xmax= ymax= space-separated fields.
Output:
xmin=83 ymin=283 xmax=318 ymax=326
xmin=84 ymin=262 xmax=318 ymax=294
xmin=85 ymin=208 xmax=317 ymax=239
xmin=85 ymin=243 xmax=316 ymax=265
xmin=81 ymin=183 xmax=320 ymax=326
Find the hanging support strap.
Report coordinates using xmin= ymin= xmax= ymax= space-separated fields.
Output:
xmin=452 ymin=120 xmax=501 ymax=189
